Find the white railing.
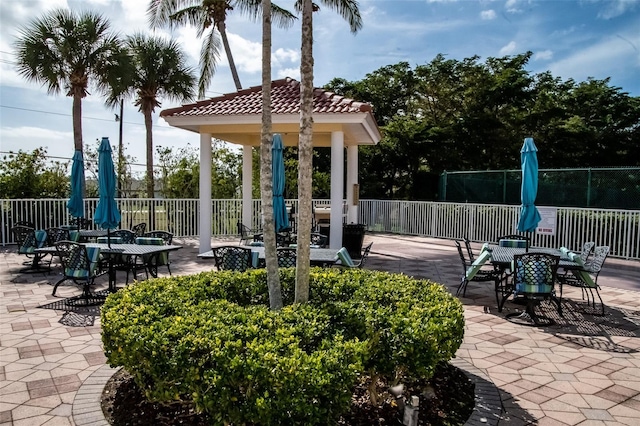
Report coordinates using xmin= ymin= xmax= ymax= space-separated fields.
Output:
xmin=359 ymin=200 xmax=640 ymax=260
xmin=2 ymin=198 xmax=639 ymax=260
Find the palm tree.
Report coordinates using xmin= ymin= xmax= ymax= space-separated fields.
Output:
xmin=148 ymin=0 xmax=296 ymax=98
xmin=294 ymin=0 xmax=362 ymax=303
xmin=260 ymin=0 xmax=283 ymax=310
xmin=109 ymin=33 xmax=197 ymax=198
xmin=14 ymin=9 xmax=130 ymax=195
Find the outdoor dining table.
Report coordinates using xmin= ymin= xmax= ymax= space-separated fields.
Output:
xmin=488 ymin=245 xmax=584 ymax=270
xmin=85 ymin=243 xmax=182 ymax=292
xmin=198 ymin=246 xmax=340 ymax=267
xmin=37 ymin=242 xmax=182 ymax=292
xmin=487 ymin=244 xmax=585 ymax=315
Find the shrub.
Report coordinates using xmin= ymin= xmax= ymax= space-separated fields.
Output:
xmin=101 ymin=268 xmax=464 ymax=425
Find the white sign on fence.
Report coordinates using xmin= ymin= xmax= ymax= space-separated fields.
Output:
xmin=536 ymin=206 xmax=557 ymax=236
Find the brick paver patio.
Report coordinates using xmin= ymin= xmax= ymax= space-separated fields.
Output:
xmin=1 ymin=234 xmax=639 ymax=425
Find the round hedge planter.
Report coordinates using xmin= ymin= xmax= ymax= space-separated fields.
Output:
xmin=101 ymin=267 xmax=465 ymax=425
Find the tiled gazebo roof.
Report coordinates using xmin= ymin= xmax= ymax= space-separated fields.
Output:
xmin=160 ymin=78 xmax=381 ymax=147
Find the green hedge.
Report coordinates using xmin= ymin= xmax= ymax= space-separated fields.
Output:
xmin=101 ymin=268 xmax=465 ymax=425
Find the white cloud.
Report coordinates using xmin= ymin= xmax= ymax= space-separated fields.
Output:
xmin=548 ymin=34 xmax=640 ymax=82
xmin=597 ymin=0 xmax=639 ymax=19
xmin=481 ymin=10 xmax=497 ymax=20
xmin=505 ymin=0 xmax=521 ymax=13
xmin=0 ymin=126 xmax=71 ymax=152
xmin=227 ymin=33 xmax=262 ymax=74
xmin=534 ymin=50 xmax=553 ymax=61
xmin=499 ymin=40 xmax=517 ymax=55
xmin=273 ymin=48 xmax=299 ymax=64
xmin=276 ymin=67 xmax=300 ymax=80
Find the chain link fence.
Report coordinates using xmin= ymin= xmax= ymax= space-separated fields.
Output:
xmin=440 ymin=168 xmax=640 ymax=209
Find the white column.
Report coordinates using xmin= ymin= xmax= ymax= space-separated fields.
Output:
xmin=242 ymin=146 xmax=253 ymax=227
xmin=346 ymin=144 xmax=359 ymax=223
xmin=330 ymin=131 xmax=344 ymax=249
xmin=199 ymin=133 xmax=212 ymax=253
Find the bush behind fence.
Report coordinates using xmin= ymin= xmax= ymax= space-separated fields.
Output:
xmin=440 ymin=167 xmax=640 ymax=210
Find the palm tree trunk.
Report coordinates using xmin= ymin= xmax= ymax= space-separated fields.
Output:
xmin=217 ymin=21 xmax=242 ymax=91
xmin=72 ymin=94 xmax=86 ymax=197
xmin=261 ymin=0 xmax=282 ymax=310
xmin=144 ymin=110 xmax=154 ymax=198
xmin=295 ymin=0 xmax=314 ymax=303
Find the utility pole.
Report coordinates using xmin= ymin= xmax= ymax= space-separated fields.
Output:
xmin=116 ymin=99 xmax=124 ymax=198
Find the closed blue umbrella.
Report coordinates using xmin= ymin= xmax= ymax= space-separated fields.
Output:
xmin=94 ymin=137 xmax=121 ymax=246
xmin=272 ymin=134 xmax=289 ymax=232
xmin=517 ymin=137 xmax=542 ymax=233
xmin=67 ymin=150 xmax=85 ymax=219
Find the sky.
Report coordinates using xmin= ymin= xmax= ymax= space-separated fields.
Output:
xmin=1 ymin=0 xmax=639 ymax=177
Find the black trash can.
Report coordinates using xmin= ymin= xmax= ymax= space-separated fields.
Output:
xmin=318 ymin=223 xmax=331 ymax=245
xmin=342 ymin=224 xmax=366 ymax=259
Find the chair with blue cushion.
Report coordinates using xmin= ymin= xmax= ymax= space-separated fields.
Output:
xmin=454 ymin=240 xmax=504 ymax=309
xmin=310 ymin=233 xmax=328 ymax=248
xmin=131 ymin=223 xmax=147 ymax=238
xmin=557 ymin=245 xmax=608 ymax=315
xmin=53 ymin=241 xmax=105 ymax=304
xmin=498 ymin=234 xmax=530 ymax=250
xmin=137 ymin=233 xmax=173 ymax=278
xmin=334 ymin=242 xmax=373 ymax=269
xmin=276 ymin=247 xmax=297 ymax=268
xmin=11 ymin=225 xmax=51 ymax=273
xmin=238 ymin=221 xmax=262 ymax=245
xmin=212 ymin=246 xmax=257 ymax=272
xmin=505 ymin=253 xmax=560 ymax=326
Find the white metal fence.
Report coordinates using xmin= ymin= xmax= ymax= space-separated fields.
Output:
xmin=2 ymin=198 xmax=639 ymax=260
xmin=359 ymin=200 xmax=640 ymax=260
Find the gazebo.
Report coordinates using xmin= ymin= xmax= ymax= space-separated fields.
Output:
xmin=160 ymin=77 xmax=381 ymax=252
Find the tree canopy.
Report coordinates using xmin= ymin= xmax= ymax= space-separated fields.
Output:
xmin=325 ymin=53 xmax=640 ymax=200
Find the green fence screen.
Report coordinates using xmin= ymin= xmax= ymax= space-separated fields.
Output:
xmin=440 ymin=168 xmax=640 ymax=209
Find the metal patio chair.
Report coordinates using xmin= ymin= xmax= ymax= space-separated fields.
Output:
xmin=53 ymin=241 xmax=106 ymax=304
xmin=557 ymin=245 xmax=609 ymax=316
xmin=505 ymin=252 xmax=560 ymax=327
xmin=454 ymin=240 xmax=504 ymax=309
xmin=276 ymin=247 xmax=297 ymax=268
xmin=213 ymin=245 xmax=255 ymax=272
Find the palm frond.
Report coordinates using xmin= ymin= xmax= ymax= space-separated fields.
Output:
xmin=198 ymin=27 xmax=222 ymax=99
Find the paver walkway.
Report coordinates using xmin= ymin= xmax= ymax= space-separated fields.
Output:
xmin=1 ymin=234 xmax=639 ymax=425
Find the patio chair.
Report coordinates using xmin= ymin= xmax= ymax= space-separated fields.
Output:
xmin=53 ymin=241 xmax=105 ymax=304
xmin=212 ymin=246 xmax=257 ymax=272
xmin=11 ymin=225 xmax=50 ymax=273
xmin=454 ymin=240 xmax=504 ymax=308
xmin=276 ymin=231 xmax=294 ymax=247
xmin=579 ymin=241 xmax=595 ymax=263
xmin=505 ymin=252 xmax=560 ymax=327
xmin=463 ymin=237 xmax=476 ymax=262
xmin=335 ymin=242 xmax=373 ymax=269
xmin=310 ymin=233 xmax=328 ymax=248
xmin=111 ymin=229 xmax=137 ymax=244
xmin=238 ymin=221 xmax=262 ymax=245
xmin=15 ymin=220 xmax=35 ymax=229
xmin=97 ymin=230 xmax=140 ymax=284
xmin=276 ymin=247 xmax=297 ymax=268
xmin=557 ymin=245 xmax=609 ymax=316
xmin=138 ymin=232 xmax=174 ymax=278
xmin=131 ymin=223 xmax=147 ymax=238
xmin=497 ymin=234 xmax=530 ymax=250
xmin=65 ymin=217 xmax=92 ymax=231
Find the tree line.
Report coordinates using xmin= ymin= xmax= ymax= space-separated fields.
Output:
xmin=323 ymin=53 xmax=640 ymax=200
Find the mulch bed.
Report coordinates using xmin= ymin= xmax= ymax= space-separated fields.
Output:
xmin=101 ymin=362 xmax=475 ymax=425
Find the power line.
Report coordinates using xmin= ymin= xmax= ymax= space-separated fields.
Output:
xmin=0 ymin=104 xmax=145 ymax=126
xmin=0 ymin=150 xmax=150 ymax=168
